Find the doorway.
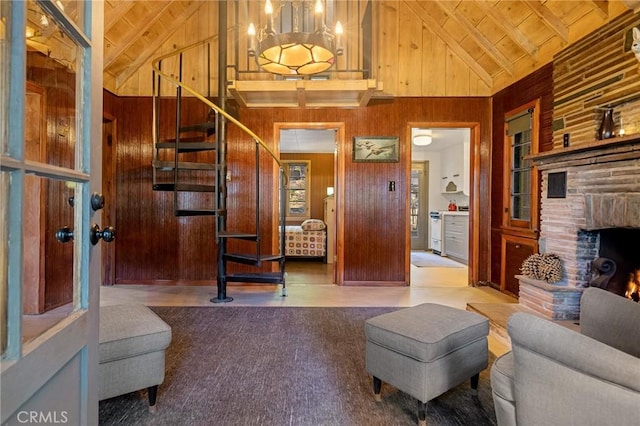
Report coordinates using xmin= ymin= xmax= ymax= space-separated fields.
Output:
xmin=277 ymin=124 xmax=341 ymax=284
xmin=410 ymin=161 xmax=428 ymax=250
xmin=409 ymin=125 xmax=473 ymax=284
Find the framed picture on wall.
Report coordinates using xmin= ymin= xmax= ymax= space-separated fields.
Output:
xmin=352 ymin=136 xmax=399 ymax=162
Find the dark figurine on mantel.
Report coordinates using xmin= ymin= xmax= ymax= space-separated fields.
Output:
xmin=596 ymin=108 xmax=615 ymax=140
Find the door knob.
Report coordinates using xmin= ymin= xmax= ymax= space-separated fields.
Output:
xmin=90 ymin=223 xmax=115 ymax=245
xmin=91 ymin=192 xmax=105 ymax=211
xmin=55 ymin=226 xmax=74 ymax=243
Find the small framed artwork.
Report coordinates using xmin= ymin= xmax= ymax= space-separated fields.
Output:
xmin=352 ymin=136 xmax=399 ymax=162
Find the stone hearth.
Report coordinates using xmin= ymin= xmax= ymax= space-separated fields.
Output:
xmin=524 ymin=135 xmax=640 ymax=319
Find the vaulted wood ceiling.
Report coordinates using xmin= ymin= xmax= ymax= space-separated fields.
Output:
xmin=97 ymin=1 xmax=638 ymax=99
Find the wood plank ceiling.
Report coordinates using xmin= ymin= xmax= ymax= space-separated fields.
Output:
xmin=98 ymin=1 xmax=640 ymax=99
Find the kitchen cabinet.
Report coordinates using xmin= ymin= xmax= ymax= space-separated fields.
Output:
xmin=441 ymin=142 xmax=470 ymax=195
xmin=443 ymin=213 xmax=469 ymax=264
xmin=500 ymin=234 xmax=538 ymax=296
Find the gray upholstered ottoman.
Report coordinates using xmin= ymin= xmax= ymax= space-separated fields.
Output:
xmin=99 ymin=304 xmax=172 ymax=412
xmin=365 ymin=303 xmax=489 ymax=425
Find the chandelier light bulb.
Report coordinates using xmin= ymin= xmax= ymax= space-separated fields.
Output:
xmin=335 ymin=21 xmax=343 ymax=35
xmin=251 ymin=0 xmax=344 ymax=75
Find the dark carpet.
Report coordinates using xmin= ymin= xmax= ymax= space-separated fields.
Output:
xmin=99 ymin=307 xmax=497 ymax=426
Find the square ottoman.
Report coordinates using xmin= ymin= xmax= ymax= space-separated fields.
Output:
xmin=99 ymin=304 xmax=172 ymax=412
xmin=365 ymin=303 xmax=489 ymax=425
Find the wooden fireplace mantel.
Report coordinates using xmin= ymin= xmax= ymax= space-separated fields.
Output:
xmin=528 ymin=133 xmax=640 ymax=170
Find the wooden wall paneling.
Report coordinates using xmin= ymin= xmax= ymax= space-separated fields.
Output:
xmin=23 ymin=82 xmax=47 ymax=314
xmin=490 ymin=63 xmax=554 ymax=290
xmin=26 ymin=55 xmax=77 ymax=311
xmin=44 ymin=178 xmax=74 ymax=311
xmin=445 ymin=47 xmax=472 ymax=96
xmin=397 ymin=2 xmax=424 ymax=96
xmin=552 ymin=11 xmax=640 ymax=148
xmin=421 ymin=26 xmax=447 ymax=96
xmin=102 ymin=114 xmax=116 ymax=286
xmin=109 ymin=95 xmax=492 ymax=286
xmin=112 ymin=96 xmax=217 ymax=283
xmin=378 ymin=1 xmax=400 ymax=95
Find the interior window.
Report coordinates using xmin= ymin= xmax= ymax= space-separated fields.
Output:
xmin=283 ymin=161 xmax=311 ymax=221
xmin=503 ymin=101 xmax=539 ymax=230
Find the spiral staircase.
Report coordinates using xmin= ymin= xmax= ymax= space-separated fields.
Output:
xmin=150 ymin=35 xmax=287 ymax=303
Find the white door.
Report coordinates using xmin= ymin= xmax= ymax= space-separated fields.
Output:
xmin=1 ymin=2 xmax=104 ymax=425
xmin=410 ymin=162 xmax=428 ymax=250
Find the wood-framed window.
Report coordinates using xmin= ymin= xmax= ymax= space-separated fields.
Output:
xmin=283 ymin=160 xmax=311 ymax=221
xmin=503 ymin=99 xmax=540 ymax=232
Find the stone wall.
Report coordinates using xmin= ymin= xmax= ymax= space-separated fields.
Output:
xmin=524 ymin=137 xmax=640 ymax=318
xmin=540 ymin=152 xmax=640 ymax=288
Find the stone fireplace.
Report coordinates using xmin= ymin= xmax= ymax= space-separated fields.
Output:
xmin=519 ymin=135 xmax=640 ymax=320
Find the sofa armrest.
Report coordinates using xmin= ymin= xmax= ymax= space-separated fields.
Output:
xmin=580 ymin=287 xmax=640 ymax=358
xmin=508 ymin=312 xmax=640 ymax=426
xmin=509 ymin=312 xmax=640 ymax=391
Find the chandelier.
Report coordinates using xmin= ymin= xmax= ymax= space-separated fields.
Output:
xmin=248 ymin=0 xmax=344 ymax=76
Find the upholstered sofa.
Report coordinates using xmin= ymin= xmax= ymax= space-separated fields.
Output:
xmin=491 ymin=287 xmax=640 ymax=426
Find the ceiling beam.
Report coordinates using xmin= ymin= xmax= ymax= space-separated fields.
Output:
xmin=115 ymin=1 xmax=202 ymax=90
xmin=435 ymin=1 xmax=514 ymax=76
xmin=588 ymin=1 xmax=609 ymax=19
xmin=227 ymin=80 xmax=381 ymax=108
xmin=104 ymin=1 xmax=173 ymax=69
xmin=104 ymin=0 xmax=136 ymax=34
xmin=523 ymin=0 xmax=569 ymax=43
xmin=473 ymin=0 xmax=538 ymax=58
xmin=402 ymin=0 xmax=492 ymax=86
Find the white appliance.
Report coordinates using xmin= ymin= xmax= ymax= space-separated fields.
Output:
xmin=429 ymin=211 xmax=444 ymax=256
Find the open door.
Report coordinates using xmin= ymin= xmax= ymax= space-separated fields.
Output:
xmin=1 ymin=2 xmax=104 ymax=424
xmin=277 ymin=124 xmax=343 ymax=284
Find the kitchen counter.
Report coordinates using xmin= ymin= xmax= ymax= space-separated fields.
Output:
xmin=440 ymin=211 xmax=469 ymax=216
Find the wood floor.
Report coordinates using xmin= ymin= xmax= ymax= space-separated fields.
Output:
xmin=24 ymin=256 xmax=521 ymax=356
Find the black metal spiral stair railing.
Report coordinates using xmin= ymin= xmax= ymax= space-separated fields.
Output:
xmin=151 ymin=34 xmax=287 ymax=303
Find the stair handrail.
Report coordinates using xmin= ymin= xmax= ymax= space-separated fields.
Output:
xmin=150 ymin=34 xmax=287 ymax=179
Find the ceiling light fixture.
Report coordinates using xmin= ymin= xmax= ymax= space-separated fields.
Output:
xmin=248 ymin=0 xmax=344 ymax=75
xmin=413 ymin=135 xmax=432 ymax=146
xmin=413 ymin=129 xmax=433 ymax=146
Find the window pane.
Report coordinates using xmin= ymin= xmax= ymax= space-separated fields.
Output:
xmin=22 ymin=177 xmax=75 ymax=343
xmin=512 ymin=194 xmax=531 ymax=221
xmin=27 ymin=0 xmax=81 ymax=169
xmin=30 ymin=0 xmax=84 ymax=32
xmin=512 ymin=170 xmax=530 ymax=195
xmin=0 ymin=171 xmax=8 ymax=354
xmin=0 ymin=1 xmax=9 ymax=156
xmin=411 ymin=170 xmax=419 ymax=235
xmin=510 ymin=128 xmax=532 ymax=221
xmin=285 ymin=161 xmax=310 ymax=219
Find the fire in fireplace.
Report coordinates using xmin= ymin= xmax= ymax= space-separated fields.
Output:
xmin=625 ymin=269 xmax=640 ymax=302
xmin=589 ymin=228 xmax=640 ymax=301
